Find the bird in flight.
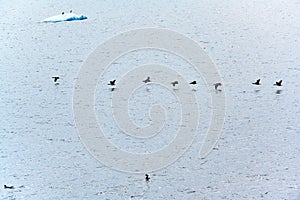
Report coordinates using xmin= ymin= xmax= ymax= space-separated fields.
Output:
xmin=189 ymin=81 xmax=197 ymax=85
xmin=108 ymin=80 xmax=116 ymax=86
xmin=252 ymin=79 xmax=261 ymax=85
xmin=171 ymin=81 xmax=179 ymax=87
xmin=214 ymin=83 xmax=222 ymax=90
xmin=143 ymin=76 xmax=151 ymax=83
xmin=52 ymin=76 xmax=59 ymax=82
xmin=274 ymin=80 xmax=282 ymax=86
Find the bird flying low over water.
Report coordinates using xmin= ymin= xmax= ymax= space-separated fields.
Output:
xmin=143 ymin=76 xmax=151 ymax=83
xmin=214 ymin=83 xmax=222 ymax=90
xmin=274 ymin=80 xmax=282 ymax=86
xmin=108 ymin=80 xmax=116 ymax=86
xmin=189 ymin=81 xmax=197 ymax=85
xmin=171 ymin=81 xmax=179 ymax=87
xmin=252 ymin=79 xmax=261 ymax=85
xmin=52 ymin=76 xmax=59 ymax=82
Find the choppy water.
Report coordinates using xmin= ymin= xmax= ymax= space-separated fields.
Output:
xmin=1 ymin=0 xmax=300 ymax=199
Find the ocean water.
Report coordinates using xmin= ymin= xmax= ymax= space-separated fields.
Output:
xmin=1 ymin=0 xmax=300 ymax=199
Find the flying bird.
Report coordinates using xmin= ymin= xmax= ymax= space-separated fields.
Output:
xmin=252 ymin=79 xmax=261 ymax=85
xmin=52 ymin=76 xmax=59 ymax=82
xmin=214 ymin=83 xmax=222 ymax=90
xmin=143 ymin=76 xmax=151 ymax=83
xmin=145 ymin=174 xmax=150 ymax=182
xmin=108 ymin=80 xmax=116 ymax=86
xmin=189 ymin=81 xmax=197 ymax=85
xmin=171 ymin=81 xmax=178 ymax=87
xmin=274 ymin=80 xmax=282 ymax=86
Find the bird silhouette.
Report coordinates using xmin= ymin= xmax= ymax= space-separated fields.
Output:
xmin=145 ymin=174 xmax=150 ymax=182
xmin=108 ymin=80 xmax=116 ymax=86
xmin=274 ymin=80 xmax=282 ymax=86
xmin=171 ymin=81 xmax=178 ymax=87
xmin=214 ymin=83 xmax=222 ymax=90
xmin=143 ymin=76 xmax=151 ymax=83
xmin=4 ymin=185 xmax=14 ymax=189
xmin=62 ymin=12 xmax=64 ymax=15
xmin=189 ymin=81 xmax=197 ymax=85
xmin=252 ymin=79 xmax=261 ymax=85
xmin=52 ymin=76 xmax=59 ymax=82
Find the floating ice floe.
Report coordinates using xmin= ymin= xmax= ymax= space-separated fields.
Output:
xmin=42 ymin=13 xmax=87 ymax=23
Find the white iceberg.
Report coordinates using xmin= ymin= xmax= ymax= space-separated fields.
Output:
xmin=42 ymin=13 xmax=87 ymax=23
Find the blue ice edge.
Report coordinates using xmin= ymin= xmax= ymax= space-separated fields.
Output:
xmin=42 ymin=14 xmax=88 ymax=23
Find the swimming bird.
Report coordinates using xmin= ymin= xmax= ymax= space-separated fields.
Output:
xmin=171 ymin=81 xmax=178 ymax=87
xmin=252 ymin=79 xmax=261 ymax=85
xmin=4 ymin=185 xmax=14 ymax=189
xmin=189 ymin=81 xmax=197 ymax=85
xmin=214 ymin=83 xmax=222 ymax=90
xmin=145 ymin=174 xmax=150 ymax=182
xmin=52 ymin=76 xmax=59 ymax=82
xmin=143 ymin=76 xmax=151 ymax=83
xmin=108 ymin=80 xmax=116 ymax=86
xmin=274 ymin=80 xmax=282 ymax=86
xmin=62 ymin=12 xmax=64 ymax=15
xmin=70 ymin=10 xmax=72 ymax=13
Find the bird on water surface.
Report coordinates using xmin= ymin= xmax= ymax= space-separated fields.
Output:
xmin=145 ymin=174 xmax=150 ymax=182
xmin=189 ymin=81 xmax=197 ymax=85
xmin=4 ymin=185 xmax=14 ymax=189
xmin=274 ymin=80 xmax=282 ymax=86
xmin=252 ymin=79 xmax=261 ymax=85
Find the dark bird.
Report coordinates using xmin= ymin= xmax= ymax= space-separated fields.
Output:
xmin=171 ymin=81 xmax=178 ymax=87
xmin=189 ymin=81 xmax=197 ymax=85
xmin=143 ymin=76 xmax=151 ymax=83
xmin=108 ymin=80 xmax=116 ymax=86
xmin=145 ymin=174 xmax=150 ymax=182
xmin=52 ymin=76 xmax=59 ymax=82
xmin=274 ymin=80 xmax=282 ymax=86
xmin=4 ymin=185 xmax=14 ymax=189
xmin=214 ymin=83 xmax=222 ymax=90
xmin=62 ymin=12 xmax=64 ymax=15
xmin=70 ymin=10 xmax=72 ymax=13
xmin=252 ymin=79 xmax=261 ymax=85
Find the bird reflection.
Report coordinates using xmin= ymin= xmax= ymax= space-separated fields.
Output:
xmin=275 ymin=90 xmax=282 ymax=94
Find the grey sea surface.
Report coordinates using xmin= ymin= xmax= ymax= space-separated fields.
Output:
xmin=1 ymin=0 xmax=300 ymax=199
